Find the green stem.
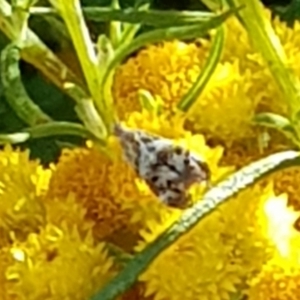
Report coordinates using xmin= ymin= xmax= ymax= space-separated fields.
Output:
xmin=118 ymin=2 xmax=150 ymax=46
xmin=109 ymin=0 xmax=122 ymax=47
xmin=53 ymin=0 xmax=110 ymax=133
xmin=91 ymin=150 xmax=300 ymax=300
xmin=177 ymin=25 xmax=224 ymax=112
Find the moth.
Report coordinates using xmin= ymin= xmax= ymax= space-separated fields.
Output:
xmin=113 ymin=123 xmax=211 ymax=209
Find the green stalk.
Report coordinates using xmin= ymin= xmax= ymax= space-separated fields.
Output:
xmin=91 ymin=150 xmax=300 ymax=300
xmin=118 ymin=2 xmax=150 ymax=46
xmin=11 ymin=0 xmax=31 ymax=43
xmin=109 ymin=0 xmax=122 ymax=47
xmin=177 ymin=25 xmax=224 ymax=112
xmin=51 ymin=0 xmax=111 ymax=134
xmin=226 ymin=0 xmax=300 ymax=121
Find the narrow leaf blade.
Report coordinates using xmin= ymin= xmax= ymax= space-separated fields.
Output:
xmin=0 ymin=43 xmax=52 ymax=126
xmin=177 ymin=25 xmax=224 ymax=112
xmin=253 ymin=112 xmax=300 ymax=146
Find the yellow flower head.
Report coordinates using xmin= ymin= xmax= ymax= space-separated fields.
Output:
xmin=44 ymin=192 xmax=95 ymax=236
xmin=208 ymin=9 xmax=300 ymax=116
xmin=248 ymin=198 xmax=300 ymax=300
xmin=4 ymin=224 xmax=116 ymax=300
xmin=186 ymin=60 xmax=258 ymax=142
xmin=113 ymin=41 xmax=207 ymax=118
xmin=46 ymin=142 xmax=134 ymax=241
xmin=273 ymin=167 xmax=300 ymax=212
xmin=248 ymin=262 xmax=300 ymax=300
xmin=0 ymin=145 xmax=51 ymax=241
xmin=113 ymin=8 xmax=300 ymax=146
xmin=113 ymin=36 xmax=259 ymax=144
xmin=135 ymin=183 xmax=288 ymax=300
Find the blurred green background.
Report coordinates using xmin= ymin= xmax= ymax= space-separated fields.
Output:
xmin=0 ymin=0 xmax=298 ymax=165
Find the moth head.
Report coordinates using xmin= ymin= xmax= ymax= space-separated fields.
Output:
xmin=185 ymin=156 xmax=211 ymax=188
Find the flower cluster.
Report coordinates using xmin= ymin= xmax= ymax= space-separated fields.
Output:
xmin=0 ymin=6 xmax=300 ymax=300
xmin=0 ymin=145 xmax=116 ymax=300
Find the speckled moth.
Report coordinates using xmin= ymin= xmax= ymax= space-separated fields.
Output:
xmin=114 ymin=123 xmax=211 ymax=208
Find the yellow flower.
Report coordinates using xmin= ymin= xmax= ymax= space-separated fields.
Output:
xmin=3 ymin=224 xmax=116 ymax=300
xmin=113 ymin=41 xmax=207 ymax=118
xmin=248 ymin=262 xmax=300 ymax=300
xmin=0 ymin=145 xmax=51 ymax=241
xmin=135 ymin=182 xmax=282 ymax=300
xmin=113 ymin=37 xmax=259 ymax=144
xmin=186 ymin=60 xmax=258 ymax=142
xmin=46 ymin=141 xmax=134 ymax=242
xmin=44 ymin=192 xmax=95 ymax=236
xmin=248 ymin=195 xmax=300 ymax=300
xmin=113 ymin=8 xmax=300 ymax=147
xmin=210 ymin=9 xmax=300 ymax=117
xmin=0 ymin=246 xmax=11 ymax=297
xmin=272 ymin=167 xmax=300 ymax=217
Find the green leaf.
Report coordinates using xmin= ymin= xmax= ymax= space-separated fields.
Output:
xmin=0 ymin=43 xmax=52 ymax=126
xmin=31 ymin=7 xmax=218 ymax=27
xmin=84 ymin=7 xmax=216 ymax=27
xmin=253 ymin=112 xmax=300 ymax=146
xmin=0 ymin=0 xmax=89 ymax=103
xmin=74 ymin=100 xmax=109 ymax=142
xmin=138 ymin=89 xmax=156 ymax=111
xmin=0 ymin=132 xmax=30 ymax=144
xmin=97 ymin=34 xmax=115 ymax=73
xmin=91 ymin=150 xmax=300 ymax=300
xmin=0 ymin=121 xmax=93 ymax=147
xmin=118 ymin=1 xmax=150 ymax=45
xmin=177 ymin=25 xmax=224 ymax=112
xmin=253 ymin=112 xmax=293 ymax=130
xmin=23 ymin=121 xmax=96 ymax=139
